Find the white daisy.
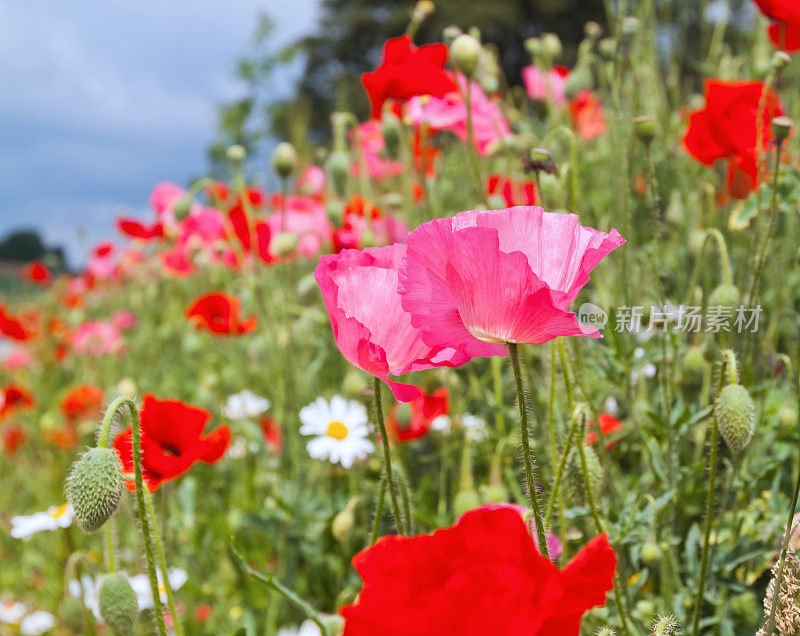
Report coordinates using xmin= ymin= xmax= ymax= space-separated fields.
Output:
xmin=299 ymin=396 xmax=374 ymax=468
xmin=0 ymin=599 xmax=27 ymax=625
xmin=68 ymin=574 xmax=100 ymax=618
xmin=128 ymin=567 xmax=188 ymax=609
xmin=20 ymin=611 xmax=56 ymax=635
xmin=10 ymin=503 xmax=73 ymax=540
xmin=223 ymin=390 xmax=271 ymax=420
xmin=277 ymin=620 xmax=322 ymax=636
xmin=430 ymin=414 xmax=487 ymax=441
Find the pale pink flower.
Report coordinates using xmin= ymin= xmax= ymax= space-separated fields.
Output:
xmin=86 ymin=243 xmax=117 ymax=281
xmin=398 ymin=206 xmax=624 ymax=360
xmin=3 ymin=348 xmax=33 ymax=371
xmin=350 ymin=121 xmax=404 ymax=180
xmin=111 ymin=310 xmax=136 ymax=330
xmin=149 ymin=181 xmax=186 ymax=223
xmin=72 ymin=321 xmax=125 ymax=357
xmin=315 ymin=244 xmax=476 ymax=402
xmin=406 ymin=72 xmax=511 ymax=155
xmin=297 ymin=166 xmax=326 ymax=198
xmin=522 ymin=65 xmax=570 ymax=105
xmin=267 ymin=196 xmax=333 ymax=257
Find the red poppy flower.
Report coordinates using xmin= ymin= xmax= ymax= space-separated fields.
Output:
xmin=569 ymin=90 xmax=606 ymax=140
xmin=486 ymin=174 xmax=538 ymax=207
xmin=362 ymin=35 xmax=456 ymax=119
xmin=116 ymin=218 xmax=165 ymax=241
xmin=259 ymin=415 xmax=282 ymax=456
xmin=45 ymin=423 xmax=79 ymax=450
xmin=341 ymin=507 xmax=616 ymax=635
xmin=186 ymin=292 xmax=257 ymax=335
xmin=1 ymin=424 xmax=27 ymax=456
xmin=683 ymin=79 xmax=784 ymax=198
xmin=386 ymin=387 xmax=449 ymax=442
xmin=112 ymin=395 xmax=231 ymax=492
xmin=60 ymin=384 xmax=104 ymax=422
xmin=0 ymin=384 xmax=35 ymax=421
xmin=21 ymin=261 xmax=51 ymax=285
xmin=0 ymin=303 xmax=36 ymax=342
xmin=586 ymin=412 xmax=623 ymax=448
xmin=752 ymin=0 xmax=800 ymax=52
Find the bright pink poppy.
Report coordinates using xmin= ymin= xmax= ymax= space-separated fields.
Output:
xmin=72 ymin=320 xmax=125 ymax=357
xmin=149 ymin=181 xmax=186 ymax=223
xmin=406 ymin=73 xmax=511 ymax=155
xmin=361 ymin=35 xmax=456 ymax=119
xmin=296 ymin=165 xmax=326 ymax=198
xmin=315 ymin=244 xmax=478 ymax=402
xmin=266 ymin=195 xmax=333 ymax=257
xmin=398 ymin=206 xmax=624 ymax=359
xmin=186 ymin=292 xmax=256 ymax=335
xmin=522 ymin=65 xmax=570 ymax=105
xmin=350 ymin=121 xmax=404 ymax=180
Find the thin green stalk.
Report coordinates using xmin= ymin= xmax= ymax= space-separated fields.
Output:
xmin=369 ymin=475 xmax=387 ymax=546
xmin=146 ymin=492 xmax=183 ymax=636
xmin=373 ymin=377 xmax=407 ymax=535
xmin=507 ymin=343 xmax=548 ymax=555
xmin=545 ymin=410 xmax=582 ymax=522
xmin=547 ymin=341 xmax=566 ymax=548
xmin=104 ymin=522 xmax=115 ymax=573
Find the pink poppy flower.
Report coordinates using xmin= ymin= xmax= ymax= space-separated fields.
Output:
xmin=3 ymin=347 xmax=33 ymax=372
xmin=266 ymin=195 xmax=333 ymax=257
xmin=86 ymin=243 xmax=118 ymax=281
xmin=350 ymin=121 xmax=404 ymax=180
xmin=111 ymin=310 xmax=136 ymax=330
xmin=296 ymin=165 xmax=326 ymax=198
xmin=72 ymin=320 xmax=125 ymax=357
xmin=149 ymin=181 xmax=186 ymax=223
xmin=406 ymin=72 xmax=511 ymax=156
xmin=522 ymin=65 xmax=570 ymax=105
xmin=398 ymin=206 xmax=624 ymax=359
xmin=315 ymin=244 xmax=477 ymax=402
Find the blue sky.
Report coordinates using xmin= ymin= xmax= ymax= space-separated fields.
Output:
xmin=0 ymin=0 xmax=319 ymax=267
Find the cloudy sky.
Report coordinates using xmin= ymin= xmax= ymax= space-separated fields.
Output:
xmin=0 ymin=0 xmax=318 ymax=266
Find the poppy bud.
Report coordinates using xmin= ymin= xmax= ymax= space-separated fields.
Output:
xmin=682 ymin=344 xmax=707 ymax=374
xmin=411 ymin=0 xmax=434 ymax=24
xmin=117 ymin=378 xmax=137 ymax=398
xmin=621 ymin=16 xmax=640 ymax=37
xmin=453 ymin=489 xmax=481 ymax=517
xmin=172 ymin=195 xmax=193 ymax=221
xmin=59 ymin=596 xmax=85 ymax=632
xmin=715 ymin=383 xmax=755 ymax=453
xmin=598 ymin=38 xmax=616 ymax=60
xmin=772 ymin=115 xmax=794 ymax=142
xmin=708 ymin=283 xmax=740 ymax=309
xmin=595 ymin=628 xmax=615 ymax=636
xmin=381 ymin=113 xmax=401 ymax=158
xmin=771 ymin=51 xmax=792 ymax=72
xmin=332 ymin=508 xmax=355 ymax=542
xmin=524 ymin=37 xmax=541 ymax=57
xmin=481 ymin=483 xmax=507 ymax=503
xmin=442 ymin=25 xmax=462 ymax=47
xmin=728 ymin=590 xmax=759 ymax=627
xmin=633 ymin=115 xmax=656 ymax=145
xmin=67 ymin=447 xmax=124 ymax=533
xmin=640 ymin=541 xmax=661 ymax=563
xmin=652 ymin=614 xmax=679 ymax=635
xmin=779 ymin=404 xmax=798 ymax=427
xmin=272 ymin=142 xmax=298 ymax=178
xmin=98 ymin=573 xmax=139 ymax=634
xmin=486 ymin=194 xmax=506 ymax=209
xmin=538 ymin=172 xmax=564 ymax=209
xmin=270 ymin=232 xmax=299 ymax=258
xmin=450 ymin=34 xmax=481 ymax=78
xmin=541 ymin=33 xmax=563 ymax=59
xmin=564 ymin=64 xmax=592 ymax=99
xmin=226 ymin=144 xmax=246 ymax=165
xmin=584 ymin=21 xmax=602 ymax=41
xmin=326 ymin=150 xmax=350 ymax=197
xmin=567 ymin=445 xmax=602 ymax=505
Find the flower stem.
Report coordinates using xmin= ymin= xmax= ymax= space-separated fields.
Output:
xmin=104 ymin=521 xmax=115 ymax=573
xmin=373 ymin=377 xmax=407 ymax=535
xmin=507 ymin=343 xmax=548 ymax=555
xmin=545 ymin=408 xmax=581 ymax=523
xmin=145 ymin=491 xmax=183 ymax=636
xmin=369 ymin=475 xmax=387 ymax=546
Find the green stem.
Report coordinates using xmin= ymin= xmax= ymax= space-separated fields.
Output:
xmin=146 ymin=492 xmax=183 ymax=636
xmin=373 ymin=377 xmax=407 ymax=535
xmin=545 ymin=408 xmax=582 ymax=522
xmin=369 ymin=475 xmax=387 ymax=546
xmin=104 ymin=522 xmax=115 ymax=573
xmin=507 ymin=343 xmax=548 ymax=555
xmin=547 ymin=341 xmax=566 ymax=547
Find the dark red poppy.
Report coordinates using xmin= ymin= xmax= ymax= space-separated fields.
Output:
xmin=386 ymin=387 xmax=449 ymax=442
xmin=341 ymin=507 xmax=616 ymax=635
xmin=486 ymin=175 xmax=538 ymax=207
xmin=683 ymin=79 xmax=784 ymax=198
xmin=112 ymin=395 xmax=231 ymax=492
xmin=116 ymin=218 xmax=165 ymax=241
xmin=21 ymin=261 xmax=51 ymax=285
xmin=186 ymin=292 xmax=257 ymax=335
xmin=0 ymin=304 xmax=36 ymax=341
xmin=362 ymin=35 xmax=456 ymax=119
xmin=586 ymin=412 xmax=623 ymax=448
xmin=60 ymin=384 xmax=104 ymax=421
xmin=752 ymin=0 xmax=800 ymax=52
xmin=1 ymin=424 xmax=27 ymax=456
xmin=0 ymin=384 xmax=35 ymax=421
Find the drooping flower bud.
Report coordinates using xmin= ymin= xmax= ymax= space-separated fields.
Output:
xmin=640 ymin=541 xmax=661 ymax=563
xmin=771 ymin=51 xmax=792 ymax=73
xmin=567 ymin=444 xmax=603 ymax=505
xmin=59 ymin=596 xmax=85 ymax=633
xmin=708 ymin=283 xmax=740 ymax=309
xmin=715 ymin=383 xmax=756 ymax=453
xmin=172 ymin=195 xmax=193 ymax=221
xmin=272 ymin=142 xmax=298 ymax=178
xmin=450 ymin=34 xmax=481 ymax=78
xmin=66 ymin=447 xmax=124 ymax=533
xmin=98 ymin=573 xmax=140 ymax=634
xmin=332 ymin=508 xmax=355 ymax=542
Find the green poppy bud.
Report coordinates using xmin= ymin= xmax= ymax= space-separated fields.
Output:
xmin=453 ymin=489 xmax=481 ymax=517
xmin=332 ymin=508 xmax=355 ymax=542
xmin=66 ymin=447 xmax=124 ymax=533
xmin=59 ymin=596 xmax=85 ymax=632
xmin=226 ymin=144 xmax=246 ymax=165
xmin=326 ymin=150 xmax=350 ymax=197
xmin=708 ymin=283 xmax=740 ymax=309
xmin=270 ymin=232 xmax=299 ymax=258
xmin=98 ymin=573 xmax=139 ymax=634
xmin=715 ymin=383 xmax=756 ymax=453
xmin=640 ymin=541 xmax=661 ymax=563
xmin=271 ymin=142 xmax=298 ymax=178
xmin=450 ymin=34 xmax=481 ymax=78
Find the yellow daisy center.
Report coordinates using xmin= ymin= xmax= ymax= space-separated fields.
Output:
xmin=326 ymin=421 xmax=349 ymax=440
xmin=50 ymin=503 xmax=68 ymax=519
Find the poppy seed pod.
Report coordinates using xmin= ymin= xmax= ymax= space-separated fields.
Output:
xmin=272 ymin=142 xmax=298 ymax=178
xmin=98 ymin=573 xmax=139 ymax=634
xmin=633 ymin=115 xmax=656 ymax=145
xmin=715 ymin=383 xmax=756 ymax=453
xmin=226 ymin=144 xmax=246 ymax=165
xmin=326 ymin=150 xmax=350 ymax=197
xmin=773 ymin=115 xmax=794 ymax=141
xmin=66 ymin=447 xmax=124 ymax=533
xmin=450 ymin=34 xmax=481 ymax=78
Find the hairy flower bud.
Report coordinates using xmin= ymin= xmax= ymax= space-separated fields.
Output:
xmin=450 ymin=34 xmax=481 ymax=78
xmin=66 ymin=447 xmax=124 ymax=533
xmin=272 ymin=142 xmax=298 ymax=178
xmin=640 ymin=541 xmax=661 ymax=564
xmin=715 ymin=383 xmax=756 ymax=453
xmin=59 ymin=596 xmax=85 ymax=632
xmin=683 ymin=344 xmax=707 ymax=374
xmin=708 ymin=283 xmax=740 ymax=309
xmin=567 ymin=444 xmax=602 ymax=505
xmin=652 ymin=614 xmax=680 ymax=636
xmin=98 ymin=573 xmax=139 ymax=634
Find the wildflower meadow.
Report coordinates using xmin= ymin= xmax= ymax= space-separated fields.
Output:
xmin=4 ymin=1 xmax=800 ymax=634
